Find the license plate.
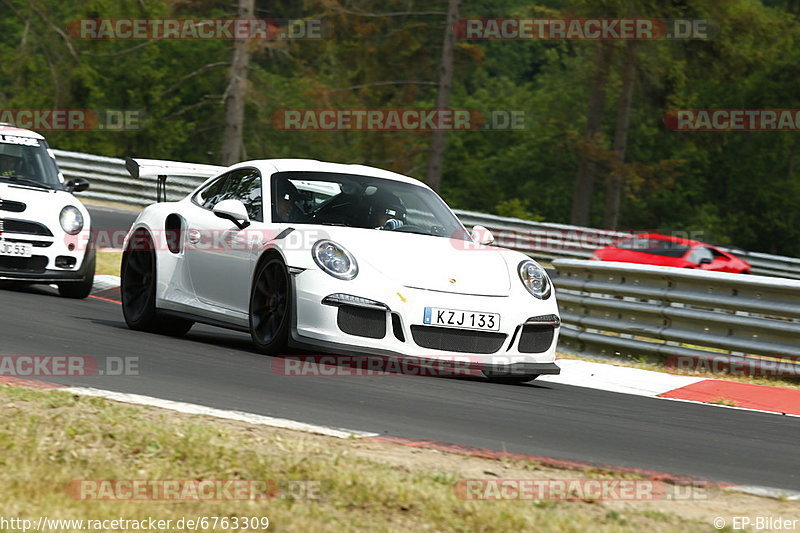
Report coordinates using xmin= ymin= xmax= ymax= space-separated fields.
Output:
xmin=0 ymin=241 xmax=32 ymax=258
xmin=423 ymin=307 xmax=500 ymax=331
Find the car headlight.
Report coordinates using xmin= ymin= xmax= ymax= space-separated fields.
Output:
xmin=312 ymin=240 xmax=358 ymax=280
xmin=518 ymin=260 xmax=551 ymax=299
xmin=60 ymin=206 xmax=84 ymax=235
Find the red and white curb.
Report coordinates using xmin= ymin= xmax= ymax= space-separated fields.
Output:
xmin=92 ymin=273 xmax=122 ymax=291
xmin=540 ymin=359 xmax=800 ymax=417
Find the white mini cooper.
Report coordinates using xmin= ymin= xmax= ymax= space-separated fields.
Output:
xmin=0 ymin=124 xmax=93 ymax=298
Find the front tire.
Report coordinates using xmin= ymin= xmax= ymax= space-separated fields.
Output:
xmin=121 ymin=230 xmax=193 ymax=336
xmin=249 ymin=256 xmax=290 ymax=354
xmin=58 ymin=248 xmax=96 ymax=299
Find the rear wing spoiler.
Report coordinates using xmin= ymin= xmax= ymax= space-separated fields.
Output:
xmin=125 ymin=157 xmax=225 ymax=202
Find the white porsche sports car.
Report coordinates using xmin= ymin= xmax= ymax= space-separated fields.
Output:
xmin=0 ymin=124 xmax=94 ymax=298
xmin=121 ymin=158 xmax=560 ymax=382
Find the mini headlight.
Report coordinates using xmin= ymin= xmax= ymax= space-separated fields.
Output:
xmin=60 ymin=206 xmax=84 ymax=235
xmin=518 ymin=260 xmax=551 ymax=299
xmin=312 ymin=240 xmax=358 ymax=280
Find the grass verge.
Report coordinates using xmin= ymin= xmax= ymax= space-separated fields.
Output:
xmin=2 ymin=384 xmax=796 ymax=532
xmin=95 ymin=250 xmax=122 ymax=277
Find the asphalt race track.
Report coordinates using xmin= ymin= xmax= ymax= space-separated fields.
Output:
xmin=2 ymin=284 xmax=798 ymax=491
xmin=87 ymin=205 xmax=139 ymax=247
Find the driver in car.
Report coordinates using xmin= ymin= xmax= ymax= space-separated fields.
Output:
xmin=368 ymin=190 xmax=407 ymax=230
xmin=273 ymin=178 xmax=308 ymax=223
xmin=0 ymin=153 xmax=21 ymax=176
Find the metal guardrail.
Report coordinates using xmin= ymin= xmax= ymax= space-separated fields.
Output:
xmin=53 ymin=148 xmax=800 ymax=280
xmin=720 ymin=249 xmax=800 ymax=280
xmin=53 ymin=149 xmax=209 ymax=207
xmin=552 ymin=259 xmax=800 ymax=373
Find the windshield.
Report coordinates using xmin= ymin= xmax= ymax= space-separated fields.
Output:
xmin=271 ymin=171 xmax=468 ymax=239
xmin=0 ymin=134 xmax=61 ymax=189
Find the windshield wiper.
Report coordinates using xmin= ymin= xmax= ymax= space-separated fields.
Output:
xmin=0 ymin=175 xmax=53 ymax=190
xmin=393 ymin=229 xmax=434 ymax=237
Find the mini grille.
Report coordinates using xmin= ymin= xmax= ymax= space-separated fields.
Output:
xmin=0 ymin=200 xmax=26 ymax=212
xmin=0 ymin=238 xmax=51 ymax=248
xmin=0 ymin=218 xmax=53 ymax=236
xmin=0 ymin=255 xmax=48 ymax=273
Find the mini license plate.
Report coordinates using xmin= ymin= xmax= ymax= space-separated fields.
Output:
xmin=0 ymin=240 xmax=32 ymax=258
xmin=423 ymin=307 xmax=500 ymax=331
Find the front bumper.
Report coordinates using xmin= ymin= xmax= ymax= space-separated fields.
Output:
xmin=0 ymin=239 xmax=94 ymax=283
xmin=289 ymin=267 xmax=561 ymax=376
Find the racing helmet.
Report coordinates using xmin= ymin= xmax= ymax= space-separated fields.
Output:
xmin=275 ymin=178 xmax=300 ymax=202
xmin=368 ymin=189 xmax=407 ymax=227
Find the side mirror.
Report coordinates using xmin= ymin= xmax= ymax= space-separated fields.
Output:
xmin=698 ymin=257 xmax=712 ymax=265
xmin=213 ymin=199 xmax=250 ymax=230
xmin=65 ymin=177 xmax=90 ymax=193
xmin=471 ymin=225 xmax=495 ymax=246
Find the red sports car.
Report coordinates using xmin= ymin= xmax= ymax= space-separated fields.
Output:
xmin=591 ymin=233 xmax=751 ymax=274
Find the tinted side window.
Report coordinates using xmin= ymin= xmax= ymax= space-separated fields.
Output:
xmin=195 ymin=175 xmax=230 ymax=210
xmin=618 ymin=237 xmax=689 ymax=257
xmin=223 ymin=169 xmax=263 ymax=222
xmin=193 ymin=169 xmax=263 ymax=221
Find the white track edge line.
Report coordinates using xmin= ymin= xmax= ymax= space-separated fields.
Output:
xmin=728 ymin=485 xmax=800 ymax=500
xmin=60 ymin=386 xmax=379 ymax=440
